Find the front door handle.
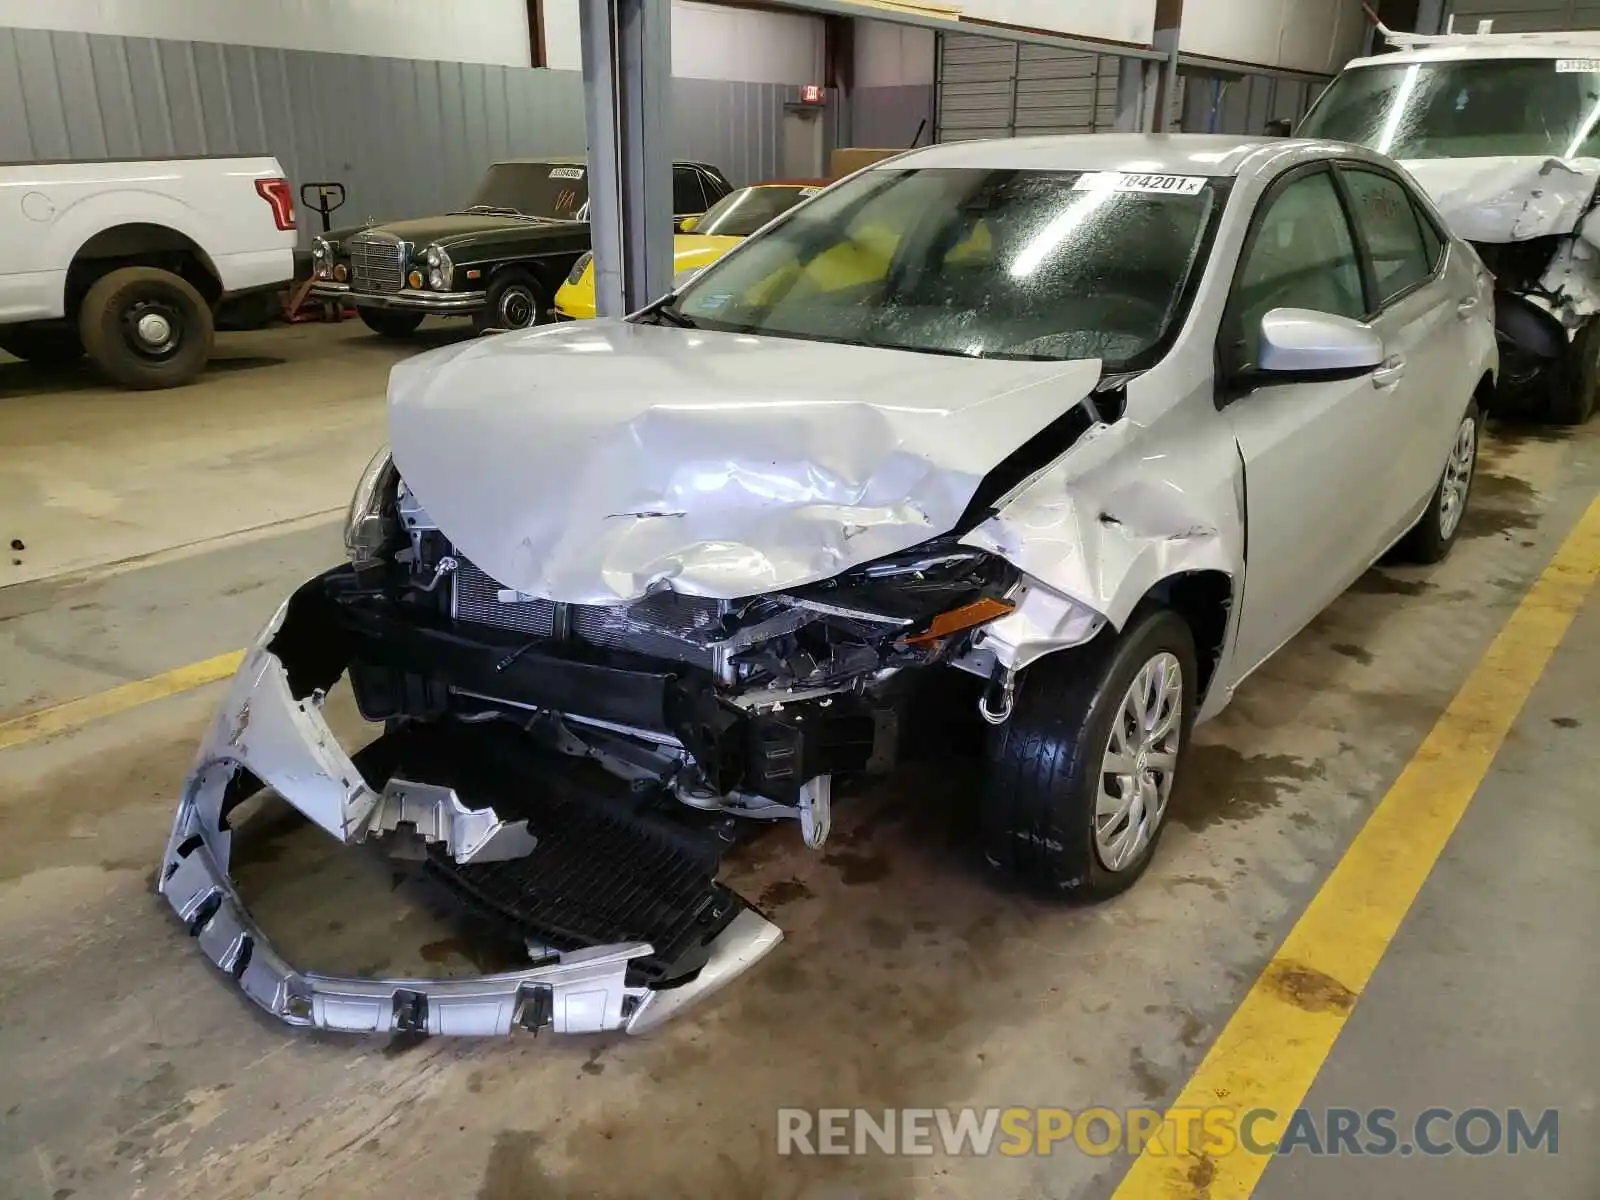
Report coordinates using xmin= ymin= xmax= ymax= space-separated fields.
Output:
xmin=1456 ymin=295 xmax=1481 ymax=319
xmin=1371 ymin=355 xmax=1406 ymax=389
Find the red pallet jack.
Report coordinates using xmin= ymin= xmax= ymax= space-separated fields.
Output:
xmin=285 ymin=182 xmax=356 ymax=323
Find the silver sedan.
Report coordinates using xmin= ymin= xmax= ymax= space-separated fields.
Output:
xmin=162 ymin=134 xmax=1496 ymax=1037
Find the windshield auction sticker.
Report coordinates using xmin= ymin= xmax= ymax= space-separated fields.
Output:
xmin=1556 ymin=58 xmax=1600 ymax=72
xmin=1073 ymin=172 xmax=1206 ymax=195
xmin=549 ymin=166 xmax=585 ymax=179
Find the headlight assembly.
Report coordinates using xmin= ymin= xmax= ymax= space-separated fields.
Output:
xmin=567 ymin=251 xmax=593 ymax=285
xmin=344 ymin=446 xmax=400 ymax=569
xmin=424 ymin=244 xmax=453 ymax=291
xmin=312 ymin=237 xmax=332 ymax=280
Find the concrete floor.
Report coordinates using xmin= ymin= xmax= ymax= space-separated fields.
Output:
xmin=0 ymin=321 xmax=1596 ymax=1200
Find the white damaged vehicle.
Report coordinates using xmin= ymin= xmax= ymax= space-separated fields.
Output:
xmin=161 ymin=135 xmax=1495 ymax=1038
xmin=1298 ymin=26 xmax=1600 ymax=423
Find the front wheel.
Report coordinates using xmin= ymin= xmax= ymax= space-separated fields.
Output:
xmin=356 ymin=307 xmax=425 ymax=339
xmin=1394 ymin=399 xmax=1478 ymax=564
xmin=473 ymin=270 xmax=547 ymax=334
xmin=79 ymin=266 xmax=214 ymax=390
xmin=981 ymin=608 xmax=1196 ymax=900
xmin=1551 ymin=318 xmax=1600 ymax=425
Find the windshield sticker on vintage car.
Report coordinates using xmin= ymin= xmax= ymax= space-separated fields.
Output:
xmin=549 ymin=166 xmax=585 ymax=179
xmin=1556 ymin=58 xmax=1600 ymax=72
xmin=698 ymin=293 xmax=731 ymax=311
xmin=1073 ymin=172 xmax=1206 ymax=196
xmin=799 ymin=187 xmax=821 ymax=196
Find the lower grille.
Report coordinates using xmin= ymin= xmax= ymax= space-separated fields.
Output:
xmin=450 ymin=557 xmax=721 ymax=667
xmin=348 ymin=233 xmax=405 ymax=294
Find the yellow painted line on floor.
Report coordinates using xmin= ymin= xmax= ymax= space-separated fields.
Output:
xmin=0 ymin=649 xmax=245 ymax=752
xmin=1113 ymin=492 xmax=1600 ymax=1200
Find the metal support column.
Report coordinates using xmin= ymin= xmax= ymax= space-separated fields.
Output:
xmin=579 ymin=0 xmax=674 ymax=318
xmin=1115 ymin=57 xmax=1159 ymax=132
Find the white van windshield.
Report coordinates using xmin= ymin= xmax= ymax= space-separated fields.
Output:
xmin=1299 ymin=58 xmax=1600 ymax=159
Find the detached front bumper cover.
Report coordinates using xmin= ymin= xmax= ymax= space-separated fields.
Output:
xmin=158 ymin=598 xmax=780 ymax=1037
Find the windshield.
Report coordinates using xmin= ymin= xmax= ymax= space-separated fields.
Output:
xmin=1298 ymin=58 xmax=1600 ymax=160
xmin=670 ymin=167 xmax=1219 ymax=366
xmin=464 ymin=162 xmax=588 ymax=219
xmin=695 ymin=185 xmax=820 ymax=237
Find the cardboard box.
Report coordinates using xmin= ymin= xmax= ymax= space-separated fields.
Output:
xmin=829 ymin=147 xmax=908 ymax=179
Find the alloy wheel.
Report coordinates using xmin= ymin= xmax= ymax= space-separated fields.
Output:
xmin=1096 ymin=652 xmax=1183 ymax=871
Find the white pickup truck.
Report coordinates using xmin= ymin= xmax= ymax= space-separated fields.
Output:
xmin=0 ymin=155 xmax=298 ymax=389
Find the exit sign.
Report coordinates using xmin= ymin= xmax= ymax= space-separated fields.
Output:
xmin=800 ymin=84 xmax=823 ymax=104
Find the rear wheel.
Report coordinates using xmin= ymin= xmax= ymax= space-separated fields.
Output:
xmin=79 ymin=266 xmax=213 ymax=390
xmin=473 ymin=269 xmax=547 ymax=333
xmin=0 ymin=323 xmax=84 ymax=366
xmin=356 ymin=307 xmax=425 ymax=339
xmin=981 ymin=608 xmax=1196 ymax=900
xmin=1395 ymin=399 xmax=1478 ymax=564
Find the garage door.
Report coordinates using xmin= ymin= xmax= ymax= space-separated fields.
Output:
xmin=1443 ymin=0 xmax=1600 ymax=32
xmin=935 ymin=32 xmax=1120 ymax=142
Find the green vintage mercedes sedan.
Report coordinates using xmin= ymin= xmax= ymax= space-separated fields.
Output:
xmin=310 ymin=156 xmax=733 ymax=337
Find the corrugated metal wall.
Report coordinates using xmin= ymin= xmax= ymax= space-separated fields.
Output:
xmin=1443 ymin=0 xmax=1600 ymax=31
xmin=934 ymin=32 xmax=1122 ymax=142
xmin=0 ymin=25 xmax=791 ymax=242
xmin=1177 ymin=71 xmax=1323 ymax=136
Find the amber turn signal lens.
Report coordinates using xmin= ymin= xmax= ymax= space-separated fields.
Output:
xmin=408 ymin=269 xmax=424 ymax=289
xmin=333 ymin=263 xmax=348 ymax=282
xmin=904 ymin=597 xmax=1015 ymax=646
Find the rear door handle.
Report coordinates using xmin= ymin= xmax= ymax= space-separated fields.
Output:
xmin=1371 ymin=355 xmax=1406 ymax=389
xmin=1457 ymin=296 xmax=1482 ymax=319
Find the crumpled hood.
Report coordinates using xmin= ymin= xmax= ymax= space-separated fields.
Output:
xmin=1403 ymin=156 xmax=1600 ymax=243
xmin=388 ymin=320 xmax=1101 ymax=604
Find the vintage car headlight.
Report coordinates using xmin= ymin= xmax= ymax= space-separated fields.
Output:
xmin=567 ymin=251 xmax=593 ymax=285
xmin=312 ymin=237 xmax=332 ymax=280
xmin=344 ymin=446 xmax=400 ymax=569
xmin=423 ymin=244 xmax=453 ymax=290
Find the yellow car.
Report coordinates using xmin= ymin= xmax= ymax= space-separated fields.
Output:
xmin=554 ymin=180 xmax=828 ymax=319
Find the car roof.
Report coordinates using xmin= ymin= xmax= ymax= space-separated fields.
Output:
xmin=1348 ymin=30 xmax=1600 ymax=67
xmin=887 ymin=134 xmax=1298 ymax=178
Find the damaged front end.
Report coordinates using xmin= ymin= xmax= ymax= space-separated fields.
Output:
xmin=161 ymin=474 xmax=1053 ymax=1037
xmin=1413 ymin=157 xmax=1600 ymax=405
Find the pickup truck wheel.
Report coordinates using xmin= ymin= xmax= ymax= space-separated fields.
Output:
xmin=980 ymin=608 xmax=1196 ymax=900
xmin=1394 ymin=400 xmax=1479 ymax=564
xmin=0 ymin=324 xmax=83 ymax=366
xmin=1551 ymin=318 xmax=1600 ymax=425
xmin=79 ymin=266 xmax=213 ymax=390
xmin=356 ymin=308 xmax=425 ymax=339
xmin=474 ymin=270 xmax=547 ymax=333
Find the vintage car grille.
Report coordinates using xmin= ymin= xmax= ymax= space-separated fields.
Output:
xmin=451 ymin=556 xmax=721 ymax=668
xmin=347 ymin=233 xmax=406 ymax=294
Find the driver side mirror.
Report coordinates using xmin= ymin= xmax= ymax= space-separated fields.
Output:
xmin=1257 ymin=308 xmax=1384 ymax=381
xmin=1264 ymin=117 xmax=1293 ymax=137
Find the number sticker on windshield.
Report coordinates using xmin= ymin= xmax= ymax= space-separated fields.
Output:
xmin=799 ymin=187 xmax=821 ymax=197
xmin=1557 ymin=58 xmax=1600 ymax=72
xmin=1073 ymin=172 xmax=1206 ymax=195
xmin=549 ymin=166 xmax=585 ymax=179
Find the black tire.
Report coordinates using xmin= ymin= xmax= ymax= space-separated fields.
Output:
xmin=0 ymin=323 xmax=84 ymax=366
xmin=981 ymin=608 xmax=1197 ymax=900
xmin=79 ymin=266 xmax=213 ymax=390
xmin=1551 ymin=318 xmax=1600 ymax=425
xmin=473 ymin=269 xmax=547 ymax=333
xmin=1394 ymin=399 xmax=1479 ymax=564
xmin=357 ymin=307 xmax=425 ymax=339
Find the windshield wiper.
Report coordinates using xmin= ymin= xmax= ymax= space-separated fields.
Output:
xmin=451 ymin=204 xmax=522 ymax=216
xmin=651 ymin=304 xmax=698 ymax=328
